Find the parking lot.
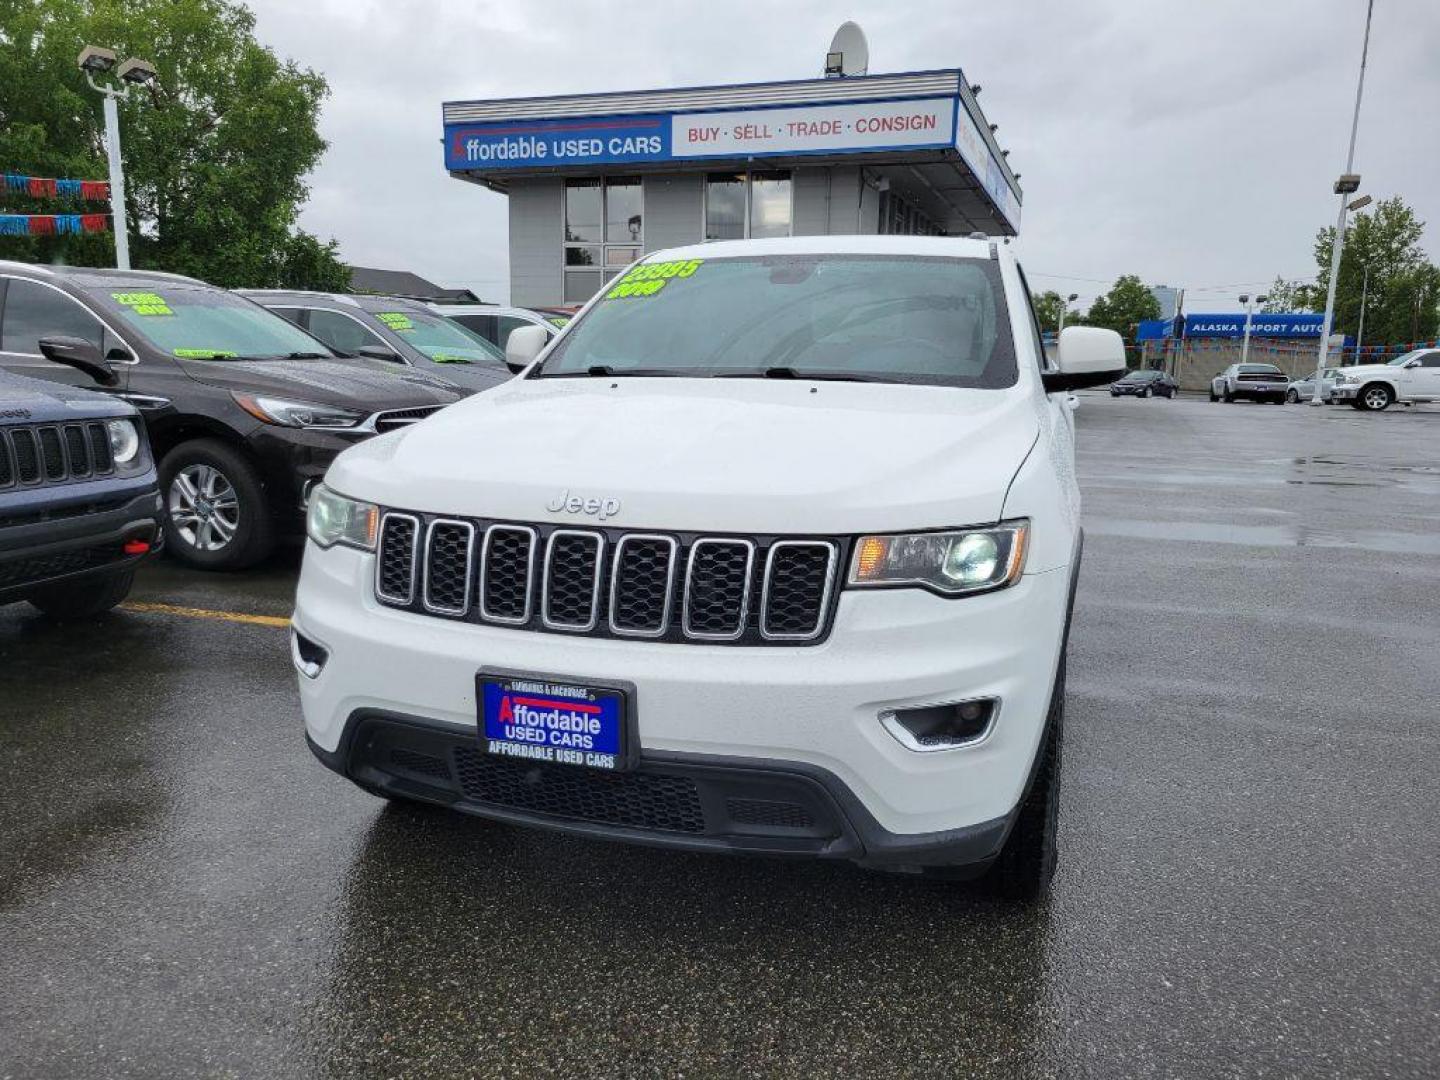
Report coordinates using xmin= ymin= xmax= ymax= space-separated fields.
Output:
xmin=2 ymin=393 xmax=1437 ymax=1079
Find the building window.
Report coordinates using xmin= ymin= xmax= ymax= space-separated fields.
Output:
xmin=879 ymin=189 xmax=938 ymax=236
xmin=565 ymin=177 xmax=642 ymax=302
xmin=705 ymin=171 xmax=791 ymax=240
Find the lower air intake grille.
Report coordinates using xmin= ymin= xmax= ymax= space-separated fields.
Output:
xmin=452 ymin=748 xmax=706 ymax=833
xmin=726 ymin=798 xmax=816 ymax=829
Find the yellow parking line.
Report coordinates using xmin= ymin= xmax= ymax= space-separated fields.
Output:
xmin=119 ymin=601 xmax=291 ymax=629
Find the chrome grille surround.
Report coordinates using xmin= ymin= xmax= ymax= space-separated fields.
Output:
xmin=373 ymin=513 xmax=844 ymax=647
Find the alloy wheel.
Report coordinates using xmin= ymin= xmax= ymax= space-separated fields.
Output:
xmin=1362 ymin=387 xmax=1391 ymax=411
xmin=169 ymin=464 xmax=240 ymax=551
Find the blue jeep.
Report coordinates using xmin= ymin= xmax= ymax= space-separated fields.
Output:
xmin=1 ymin=351 xmax=162 ymax=618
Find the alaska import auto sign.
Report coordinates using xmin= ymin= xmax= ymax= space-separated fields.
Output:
xmin=1183 ymin=313 xmax=1327 ymax=338
xmin=443 ymin=98 xmax=955 ymax=171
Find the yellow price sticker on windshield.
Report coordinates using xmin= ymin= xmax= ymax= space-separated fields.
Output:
xmin=376 ymin=312 xmax=415 ymax=332
xmin=604 ymin=259 xmax=704 ymax=300
xmin=112 ymin=291 xmax=173 ymax=316
xmin=173 ymin=348 xmax=236 ymax=359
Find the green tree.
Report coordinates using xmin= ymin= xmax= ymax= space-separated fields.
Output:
xmin=1030 ymin=289 xmax=1080 ymax=333
xmin=0 ymin=0 xmax=347 ymax=289
xmin=1259 ymin=277 xmax=1316 ymax=313
xmin=1082 ymin=275 xmax=1160 ymax=342
xmin=1310 ymin=196 xmax=1439 ymax=346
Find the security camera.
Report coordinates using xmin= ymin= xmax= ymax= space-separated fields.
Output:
xmin=77 ymin=45 xmax=117 ymax=74
xmin=970 ymin=83 xmax=982 ymax=95
xmin=117 ymin=57 xmax=158 ymax=85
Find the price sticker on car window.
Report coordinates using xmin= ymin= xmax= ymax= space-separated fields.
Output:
xmin=173 ymin=348 xmax=237 ymax=359
xmin=604 ymin=259 xmax=704 ymax=300
xmin=112 ymin=291 xmax=173 ymax=316
xmin=375 ymin=312 xmax=415 ymax=332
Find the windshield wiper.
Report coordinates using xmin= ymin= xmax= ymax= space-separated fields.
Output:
xmin=541 ymin=365 xmax=690 ymax=378
xmin=717 ymin=367 xmax=903 ymax=383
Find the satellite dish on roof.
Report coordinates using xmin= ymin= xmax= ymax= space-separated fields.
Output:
xmin=824 ymin=21 xmax=869 ymax=78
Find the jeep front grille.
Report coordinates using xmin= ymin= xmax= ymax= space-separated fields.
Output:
xmin=0 ymin=422 xmax=116 ymax=490
xmin=374 ymin=512 xmax=843 ymax=646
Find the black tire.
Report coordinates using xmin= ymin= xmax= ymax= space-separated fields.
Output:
xmin=1286 ymin=389 xmax=1299 ymax=403
xmin=1355 ymin=383 xmax=1393 ymax=412
xmin=1208 ymin=388 xmax=1219 ymax=402
xmin=982 ymin=656 xmax=1065 ymax=901
xmin=1222 ymin=387 xmax=1234 ymax=403
xmin=26 ymin=568 xmax=136 ymax=619
xmin=1138 ymin=387 xmax=1150 ymax=399
xmin=158 ymin=439 xmax=276 ymax=570
xmin=1272 ymin=395 xmax=1286 ymax=404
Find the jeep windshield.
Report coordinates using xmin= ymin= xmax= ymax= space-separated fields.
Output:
xmin=370 ymin=309 xmax=506 ymax=367
xmin=535 ymin=254 xmax=1017 ymax=389
xmin=91 ymin=285 xmax=335 ymax=361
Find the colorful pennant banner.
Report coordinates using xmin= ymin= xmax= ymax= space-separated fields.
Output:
xmin=3 ymin=173 xmax=110 ymax=202
xmin=0 ymin=213 xmax=111 ymax=236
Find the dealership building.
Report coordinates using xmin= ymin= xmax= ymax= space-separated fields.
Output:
xmin=441 ymin=69 xmax=1022 ymax=307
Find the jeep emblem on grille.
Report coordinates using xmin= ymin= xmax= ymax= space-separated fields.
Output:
xmin=546 ymin=489 xmax=621 ymax=521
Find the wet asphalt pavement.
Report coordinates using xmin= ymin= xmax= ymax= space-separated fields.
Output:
xmin=2 ymin=394 xmax=1438 ymax=1079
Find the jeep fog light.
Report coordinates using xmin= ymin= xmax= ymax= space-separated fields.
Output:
xmin=881 ymin=698 xmax=998 ymax=752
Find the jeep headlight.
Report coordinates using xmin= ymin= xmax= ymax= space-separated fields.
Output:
xmin=105 ymin=418 xmax=140 ymax=464
xmin=849 ymin=522 xmax=1029 ymax=596
xmin=306 ymin=484 xmax=378 ymax=550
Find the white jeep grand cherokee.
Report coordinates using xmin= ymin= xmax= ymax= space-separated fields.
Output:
xmin=293 ymin=236 xmax=1123 ymax=897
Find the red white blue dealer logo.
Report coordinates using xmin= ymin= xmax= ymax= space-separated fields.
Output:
xmin=479 ymin=675 xmax=626 ymax=771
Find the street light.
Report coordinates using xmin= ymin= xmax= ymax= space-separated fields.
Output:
xmin=77 ymin=44 xmax=157 ymax=270
xmin=1310 ymin=0 xmax=1375 ymax=405
xmin=1239 ymin=293 xmax=1268 ymax=367
xmin=1058 ymin=292 xmax=1078 ymax=334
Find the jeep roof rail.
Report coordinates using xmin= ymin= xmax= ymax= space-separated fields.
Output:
xmin=238 ymin=288 xmax=362 ymax=307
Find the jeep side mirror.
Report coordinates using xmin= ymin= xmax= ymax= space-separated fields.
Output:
xmin=39 ymin=335 xmax=119 ymax=387
xmin=356 ymin=345 xmax=403 ymax=364
xmin=1042 ymin=327 xmax=1127 ymax=393
xmin=505 ymin=324 xmax=548 ymax=374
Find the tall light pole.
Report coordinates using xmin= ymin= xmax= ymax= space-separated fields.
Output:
xmin=1057 ymin=292 xmax=1078 ymax=334
xmin=77 ymin=46 xmax=157 ymax=271
xmin=1310 ymin=0 xmax=1376 ymax=405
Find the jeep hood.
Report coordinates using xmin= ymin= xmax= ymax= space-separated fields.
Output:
xmin=0 ymin=371 xmax=135 ymax=424
xmin=327 ymin=378 xmax=1040 ymax=534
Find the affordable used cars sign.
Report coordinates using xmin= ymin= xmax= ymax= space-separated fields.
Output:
xmin=446 ymin=114 xmax=671 ymax=169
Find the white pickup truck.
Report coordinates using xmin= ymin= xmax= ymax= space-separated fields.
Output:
xmin=292 ymin=235 xmax=1124 ymax=899
xmin=1331 ymin=348 xmax=1440 ymax=410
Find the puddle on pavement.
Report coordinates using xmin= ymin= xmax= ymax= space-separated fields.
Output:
xmin=1086 ymin=518 xmax=1440 ymax=556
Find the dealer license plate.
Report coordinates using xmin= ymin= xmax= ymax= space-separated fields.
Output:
xmin=477 ymin=673 xmax=628 ymax=772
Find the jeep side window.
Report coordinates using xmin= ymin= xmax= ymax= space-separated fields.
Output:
xmin=1418 ymin=352 xmax=1440 ymax=368
xmin=0 ymin=277 xmax=105 ymax=354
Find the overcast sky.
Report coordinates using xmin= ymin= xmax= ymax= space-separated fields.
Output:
xmin=246 ymin=0 xmax=1439 ymax=312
